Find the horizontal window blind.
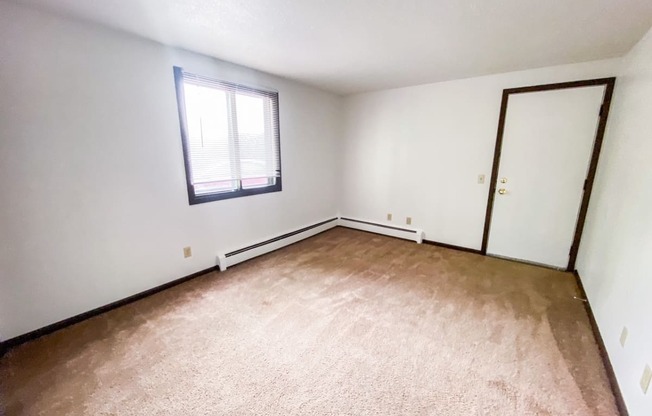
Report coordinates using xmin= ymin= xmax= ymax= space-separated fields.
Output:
xmin=174 ymin=67 xmax=281 ymax=202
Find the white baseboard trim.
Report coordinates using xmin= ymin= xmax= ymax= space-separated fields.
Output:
xmin=338 ymin=217 xmax=424 ymax=243
xmin=216 ymin=217 xmax=338 ymax=271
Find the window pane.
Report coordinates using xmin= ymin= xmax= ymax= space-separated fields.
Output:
xmin=184 ymin=83 xmax=235 ymax=190
xmin=194 ymin=180 xmax=239 ymax=195
xmin=235 ymin=93 xmax=265 ymax=136
xmin=241 ymin=177 xmax=273 ymax=189
xmin=236 ymin=93 xmax=275 ymax=180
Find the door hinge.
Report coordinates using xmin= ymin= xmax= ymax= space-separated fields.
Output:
xmin=583 ymin=179 xmax=588 ymax=190
xmin=599 ymin=103 xmax=605 ymax=117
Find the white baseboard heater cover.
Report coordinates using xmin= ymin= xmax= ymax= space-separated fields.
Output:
xmin=338 ymin=217 xmax=424 ymax=243
xmin=216 ymin=218 xmax=338 ymax=271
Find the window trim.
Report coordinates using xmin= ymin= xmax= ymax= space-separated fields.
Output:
xmin=173 ymin=66 xmax=282 ymax=205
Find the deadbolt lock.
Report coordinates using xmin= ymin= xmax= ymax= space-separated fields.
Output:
xmin=500 ymin=178 xmax=508 ymax=184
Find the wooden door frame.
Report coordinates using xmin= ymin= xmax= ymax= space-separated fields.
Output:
xmin=480 ymin=77 xmax=616 ymax=271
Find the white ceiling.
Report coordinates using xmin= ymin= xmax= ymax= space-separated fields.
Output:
xmin=13 ymin=0 xmax=652 ymax=94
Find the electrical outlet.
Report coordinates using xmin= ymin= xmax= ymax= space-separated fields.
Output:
xmin=387 ymin=213 xmax=392 ymax=221
xmin=478 ymin=174 xmax=485 ymax=184
xmin=641 ymin=365 xmax=652 ymax=394
xmin=620 ymin=326 xmax=628 ymax=347
xmin=183 ymin=246 xmax=192 ymax=258
xmin=406 ymin=217 xmax=412 ymax=225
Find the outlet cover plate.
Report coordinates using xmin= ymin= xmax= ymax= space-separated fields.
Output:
xmin=183 ymin=247 xmax=192 ymax=258
xmin=406 ymin=217 xmax=412 ymax=225
xmin=387 ymin=213 xmax=392 ymax=221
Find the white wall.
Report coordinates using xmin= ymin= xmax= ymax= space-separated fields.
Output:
xmin=341 ymin=59 xmax=620 ymax=248
xmin=0 ymin=2 xmax=342 ymax=340
xmin=577 ymin=27 xmax=652 ymax=416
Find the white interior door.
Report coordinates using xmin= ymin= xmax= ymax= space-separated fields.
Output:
xmin=486 ymin=86 xmax=605 ymax=269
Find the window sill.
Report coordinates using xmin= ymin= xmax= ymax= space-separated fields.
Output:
xmin=188 ymin=181 xmax=282 ymax=205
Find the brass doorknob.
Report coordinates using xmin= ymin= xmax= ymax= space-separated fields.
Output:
xmin=498 ymin=188 xmax=507 ymax=195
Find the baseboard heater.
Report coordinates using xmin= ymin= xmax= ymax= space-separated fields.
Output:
xmin=216 ymin=218 xmax=338 ymax=271
xmin=338 ymin=217 xmax=424 ymax=243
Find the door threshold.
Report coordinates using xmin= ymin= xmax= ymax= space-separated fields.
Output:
xmin=486 ymin=254 xmax=568 ymax=271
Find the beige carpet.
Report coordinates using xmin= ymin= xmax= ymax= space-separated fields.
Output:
xmin=1 ymin=227 xmax=618 ymax=415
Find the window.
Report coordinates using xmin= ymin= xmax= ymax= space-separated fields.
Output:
xmin=173 ymin=67 xmax=282 ymax=205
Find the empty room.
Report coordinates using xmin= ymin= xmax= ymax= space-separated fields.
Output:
xmin=1 ymin=0 xmax=652 ymax=414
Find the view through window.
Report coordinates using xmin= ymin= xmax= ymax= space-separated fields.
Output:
xmin=174 ymin=67 xmax=281 ymax=204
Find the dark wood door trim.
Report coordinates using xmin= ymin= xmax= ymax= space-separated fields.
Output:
xmin=480 ymin=77 xmax=616 ymax=271
xmin=481 ymin=91 xmax=510 ymax=255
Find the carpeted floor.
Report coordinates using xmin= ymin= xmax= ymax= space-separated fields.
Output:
xmin=1 ymin=227 xmax=618 ymax=415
